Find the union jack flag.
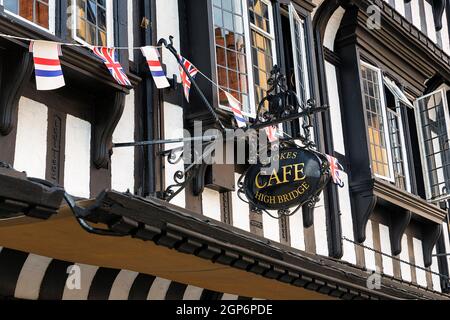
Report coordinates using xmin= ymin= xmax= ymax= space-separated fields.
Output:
xmin=178 ymin=55 xmax=198 ymax=102
xmin=326 ymin=154 xmax=344 ymax=187
xmin=92 ymin=47 xmax=131 ymax=87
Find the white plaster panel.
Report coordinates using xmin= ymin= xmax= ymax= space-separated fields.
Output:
xmin=314 ymin=199 xmax=329 ymax=256
xmin=163 ymin=102 xmax=185 ymax=207
xmin=14 ymin=97 xmax=48 ymax=179
xmin=64 ymin=115 xmax=91 ymax=198
xmin=323 ymin=7 xmax=345 ymax=51
xmin=156 ymin=0 xmax=180 ymax=81
xmin=232 ymin=174 xmax=250 ymax=232
xmin=399 ymin=234 xmax=412 ymax=282
xmin=413 ymin=237 xmax=427 ymax=287
xmin=112 ymin=90 xmax=135 ymax=193
xmin=379 ymin=223 xmax=394 ymax=276
xmin=364 ymin=220 xmax=377 ymax=271
xmin=202 ymin=188 xmax=222 ymax=221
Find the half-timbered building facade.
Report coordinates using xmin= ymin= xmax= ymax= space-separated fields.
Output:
xmin=1 ymin=0 xmax=450 ymax=300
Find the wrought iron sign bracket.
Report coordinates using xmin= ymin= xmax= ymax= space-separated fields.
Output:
xmin=112 ymin=63 xmax=332 ymax=216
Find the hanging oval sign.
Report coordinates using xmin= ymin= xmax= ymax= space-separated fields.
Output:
xmin=243 ymin=147 xmax=330 ymax=211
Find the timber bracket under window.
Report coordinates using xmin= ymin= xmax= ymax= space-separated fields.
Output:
xmin=350 ymin=178 xmax=446 ymax=267
xmin=0 ymin=42 xmax=34 ymax=136
xmin=93 ymin=91 xmax=126 ymax=169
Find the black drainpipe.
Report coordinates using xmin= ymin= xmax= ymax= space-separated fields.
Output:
xmin=142 ymin=0 xmax=155 ymax=196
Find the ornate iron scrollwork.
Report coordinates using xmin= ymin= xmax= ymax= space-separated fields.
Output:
xmin=234 ymin=66 xmax=332 ymax=219
xmin=252 ymin=65 xmax=323 ymax=149
xmin=157 ymin=65 xmax=331 ymax=213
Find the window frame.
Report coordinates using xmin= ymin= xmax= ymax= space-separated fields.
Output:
xmin=248 ymin=0 xmax=278 ymax=117
xmin=360 ymin=61 xmax=396 ymax=183
xmin=71 ymin=0 xmax=114 ymax=48
xmin=212 ymin=0 xmax=277 ymax=118
xmin=1 ymin=0 xmax=56 ymax=34
xmin=289 ymin=3 xmax=311 ymax=107
xmin=414 ymin=88 xmax=450 ymax=202
xmin=386 ymin=98 xmax=412 ymax=192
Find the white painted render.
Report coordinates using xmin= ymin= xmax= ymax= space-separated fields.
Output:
xmin=14 ymin=98 xmax=48 ymax=179
xmin=231 ymin=173 xmax=250 ymax=232
xmin=441 ymin=10 xmax=450 ymax=54
xmin=112 ymin=90 xmax=135 ymax=193
xmin=314 ymin=200 xmax=329 ymax=256
xmin=64 ymin=115 xmax=91 ymax=199
xmin=412 ymin=237 xmax=427 ymax=287
xmin=163 ymin=102 xmax=185 ymax=208
xmin=410 ymin=0 xmax=422 ymax=31
xmin=364 ymin=220 xmax=377 ymax=271
xmin=424 ymin=1 xmax=437 ymax=43
xmin=127 ymin=0 xmax=134 ymax=61
xmin=378 ymin=223 xmax=394 ymax=276
xmin=289 ymin=205 xmax=306 ymax=251
xmin=338 ymin=173 xmax=356 ymax=265
xmin=323 ymin=7 xmax=345 ymax=51
xmin=430 ymin=247 xmax=442 ymax=292
xmin=202 ymin=188 xmax=222 ymax=221
xmin=156 ymin=0 xmax=181 ymax=82
xmin=263 ymin=211 xmax=281 ymax=243
xmin=324 ymin=62 xmax=345 ymax=155
xmin=394 ymin=0 xmax=405 ymax=17
xmin=400 ymin=234 xmax=412 ymax=282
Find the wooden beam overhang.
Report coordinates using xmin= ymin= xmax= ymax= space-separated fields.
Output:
xmin=351 ymin=0 xmax=450 ymax=93
xmin=350 ymin=178 xmax=446 ymax=267
xmin=0 ymin=165 xmax=64 ymax=220
xmin=58 ymin=190 xmax=449 ymax=300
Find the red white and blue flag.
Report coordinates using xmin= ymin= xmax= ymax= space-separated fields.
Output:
xmin=326 ymin=154 xmax=344 ymax=187
xmin=29 ymin=41 xmax=65 ymax=91
xmin=141 ymin=46 xmax=170 ymax=89
xmin=178 ymin=55 xmax=198 ymax=102
xmin=92 ymin=47 xmax=131 ymax=86
xmin=265 ymin=125 xmax=279 ymax=143
xmin=224 ymin=91 xmax=247 ymax=128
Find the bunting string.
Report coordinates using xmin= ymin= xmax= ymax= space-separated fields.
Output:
xmin=1 ymin=32 xmax=280 ymax=133
xmin=0 ymin=33 xmax=163 ymax=50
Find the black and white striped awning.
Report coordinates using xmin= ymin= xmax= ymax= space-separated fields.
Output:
xmin=0 ymin=247 xmax=259 ymax=300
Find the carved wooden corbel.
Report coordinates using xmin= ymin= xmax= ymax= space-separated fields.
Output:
xmin=193 ymin=163 xmax=209 ymax=196
xmin=350 ymin=180 xmax=377 ymax=243
xmin=0 ymin=47 xmax=34 ymax=135
xmin=422 ymin=223 xmax=442 ymax=268
xmin=92 ymin=91 xmax=126 ymax=169
xmin=390 ymin=210 xmax=412 ymax=256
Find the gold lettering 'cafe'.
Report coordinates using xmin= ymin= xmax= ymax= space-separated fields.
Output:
xmin=1 ymin=0 xmax=450 ymax=300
